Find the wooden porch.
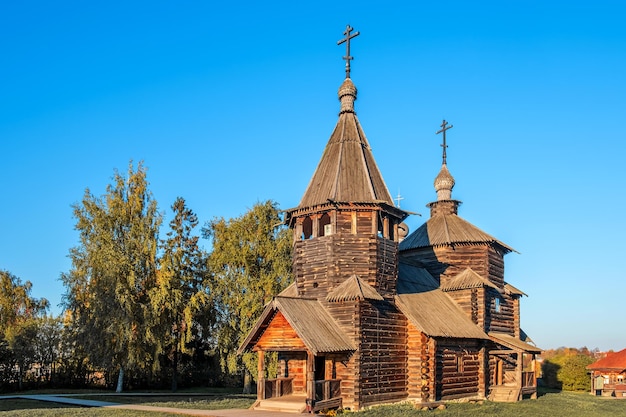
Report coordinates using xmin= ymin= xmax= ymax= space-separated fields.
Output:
xmin=489 ymin=348 xmax=538 ymax=402
xmin=255 ymin=350 xmax=343 ymax=413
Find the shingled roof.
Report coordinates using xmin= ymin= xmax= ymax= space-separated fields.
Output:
xmin=489 ymin=332 xmax=542 ymax=353
xmin=440 ymin=268 xmax=501 ymax=292
xmin=399 ymin=211 xmax=516 ymax=253
xmin=396 ymin=262 xmax=488 ymax=340
xmin=326 ymin=275 xmax=384 ymax=302
xmin=298 ymin=78 xmax=394 ymax=208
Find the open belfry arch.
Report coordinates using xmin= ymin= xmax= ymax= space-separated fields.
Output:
xmin=239 ymin=26 xmax=540 ymax=413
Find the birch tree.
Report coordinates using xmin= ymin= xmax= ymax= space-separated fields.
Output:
xmin=61 ymin=161 xmax=161 ymax=392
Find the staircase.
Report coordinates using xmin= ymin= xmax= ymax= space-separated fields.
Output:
xmin=254 ymin=394 xmax=307 ymax=413
xmin=489 ymin=386 xmax=520 ymax=402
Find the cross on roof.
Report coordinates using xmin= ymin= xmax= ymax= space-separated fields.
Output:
xmin=436 ymin=119 xmax=453 ymax=165
xmin=337 ymin=25 xmax=360 ymax=79
xmin=394 ymin=192 xmax=404 ymax=208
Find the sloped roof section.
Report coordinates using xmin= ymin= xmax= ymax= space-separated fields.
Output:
xmin=396 ymin=262 xmax=488 ymax=340
xmin=278 ymin=282 xmax=298 ymax=297
xmin=326 ymin=275 xmax=384 ymax=302
xmin=489 ymin=332 xmax=542 ymax=353
xmin=298 ymin=78 xmax=394 ymax=208
xmin=504 ymin=282 xmax=527 ymax=297
xmin=399 ymin=213 xmax=516 ymax=254
xmin=441 ymin=268 xmax=500 ymax=292
xmin=587 ymin=348 xmax=626 ymax=371
xmin=238 ymin=296 xmax=355 ymax=355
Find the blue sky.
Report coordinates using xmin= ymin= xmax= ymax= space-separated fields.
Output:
xmin=1 ymin=1 xmax=625 ymax=351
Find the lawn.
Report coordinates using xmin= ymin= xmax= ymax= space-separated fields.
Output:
xmin=0 ymin=389 xmax=624 ymax=416
xmin=353 ymin=391 xmax=626 ymax=417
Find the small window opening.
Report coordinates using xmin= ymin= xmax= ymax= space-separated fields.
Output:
xmin=494 ymin=297 xmax=501 ymax=313
xmin=302 ymin=216 xmax=313 ymax=240
xmin=319 ymin=213 xmax=331 ymax=236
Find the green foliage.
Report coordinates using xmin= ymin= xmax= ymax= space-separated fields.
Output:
xmin=542 ymin=353 xmax=594 ymax=391
xmin=203 ymin=201 xmax=292 ymax=381
xmin=150 ymin=197 xmax=212 ymax=390
xmin=61 ymin=161 xmax=162 ymax=386
xmin=0 ymin=270 xmax=50 ymax=389
xmin=0 ymin=270 xmax=48 ymax=333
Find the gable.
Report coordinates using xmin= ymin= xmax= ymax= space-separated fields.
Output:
xmin=239 ymin=296 xmax=356 ymax=355
xmin=256 ymin=311 xmax=307 ymax=351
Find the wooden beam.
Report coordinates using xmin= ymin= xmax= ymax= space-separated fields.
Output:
xmin=490 ymin=350 xmax=519 ymax=356
xmin=258 ymin=350 xmax=265 ymax=401
xmin=307 ymin=351 xmax=315 ymax=412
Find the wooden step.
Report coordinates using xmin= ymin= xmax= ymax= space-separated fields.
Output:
xmin=254 ymin=397 xmax=307 ymax=413
xmin=489 ymin=386 xmax=520 ymax=402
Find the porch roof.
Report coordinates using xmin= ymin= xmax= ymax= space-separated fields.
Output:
xmin=238 ymin=296 xmax=356 ymax=356
xmin=489 ymin=332 xmax=542 ymax=353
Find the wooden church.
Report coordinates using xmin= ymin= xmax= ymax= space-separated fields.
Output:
xmin=239 ymin=26 xmax=540 ymax=413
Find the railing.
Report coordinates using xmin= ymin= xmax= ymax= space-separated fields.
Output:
xmin=264 ymin=377 xmax=293 ymax=399
xmin=314 ymin=379 xmax=341 ymax=401
xmin=522 ymin=371 xmax=535 ymax=388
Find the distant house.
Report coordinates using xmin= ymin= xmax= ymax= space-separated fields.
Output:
xmin=587 ymin=348 xmax=626 ymax=397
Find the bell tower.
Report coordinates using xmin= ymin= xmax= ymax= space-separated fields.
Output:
xmin=285 ymin=26 xmax=408 ymax=300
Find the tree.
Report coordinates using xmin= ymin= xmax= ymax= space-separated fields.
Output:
xmin=61 ymin=161 xmax=162 ymax=392
xmin=0 ymin=270 xmax=48 ymax=333
xmin=203 ymin=200 xmax=292 ymax=393
xmin=0 ymin=270 xmax=48 ymax=389
xmin=541 ymin=347 xmax=595 ymax=391
xmin=151 ymin=197 xmax=211 ymax=391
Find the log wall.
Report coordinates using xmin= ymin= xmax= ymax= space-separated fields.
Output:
xmin=324 ymin=301 xmax=360 ymax=410
xmin=293 ymin=234 xmax=398 ymax=299
xmin=279 ymin=352 xmax=307 ymax=394
xmin=255 ymin=312 xmax=307 ymax=351
xmin=486 ymin=292 xmax=515 ymax=335
xmin=435 ymin=339 xmax=481 ymax=400
xmin=401 ymin=244 xmax=505 ymax=290
xmin=358 ymin=300 xmax=408 ymax=408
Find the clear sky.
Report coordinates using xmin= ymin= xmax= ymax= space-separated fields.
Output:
xmin=1 ymin=1 xmax=624 ymax=351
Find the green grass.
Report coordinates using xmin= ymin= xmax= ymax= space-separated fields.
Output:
xmin=352 ymin=391 xmax=626 ymax=417
xmin=1 ymin=390 xmax=624 ymax=417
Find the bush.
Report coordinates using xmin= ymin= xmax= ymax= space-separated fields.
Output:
xmin=542 ymin=354 xmax=593 ymax=391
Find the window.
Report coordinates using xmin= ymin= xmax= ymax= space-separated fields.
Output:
xmin=319 ymin=213 xmax=331 ymax=236
xmin=302 ymin=216 xmax=313 ymax=240
xmin=494 ymin=297 xmax=501 ymax=313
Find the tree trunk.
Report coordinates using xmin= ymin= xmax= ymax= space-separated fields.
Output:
xmin=171 ymin=347 xmax=178 ymax=392
xmin=116 ymin=367 xmax=124 ymax=393
xmin=243 ymin=369 xmax=252 ymax=394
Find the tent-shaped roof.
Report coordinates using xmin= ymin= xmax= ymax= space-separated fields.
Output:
xmin=297 ymin=78 xmax=394 ymax=208
xmin=587 ymin=348 xmax=626 ymax=371
xmin=489 ymin=332 xmax=542 ymax=353
xmin=441 ymin=268 xmax=501 ymax=292
xmin=326 ymin=275 xmax=383 ymax=302
xmin=399 ymin=212 xmax=516 ymax=254
xmin=395 ymin=262 xmax=488 ymax=340
xmin=238 ymin=296 xmax=355 ymax=355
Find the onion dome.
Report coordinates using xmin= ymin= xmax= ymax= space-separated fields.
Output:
xmin=434 ymin=163 xmax=455 ymax=201
xmin=338 ymin=78 xmax=357 ymax=114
